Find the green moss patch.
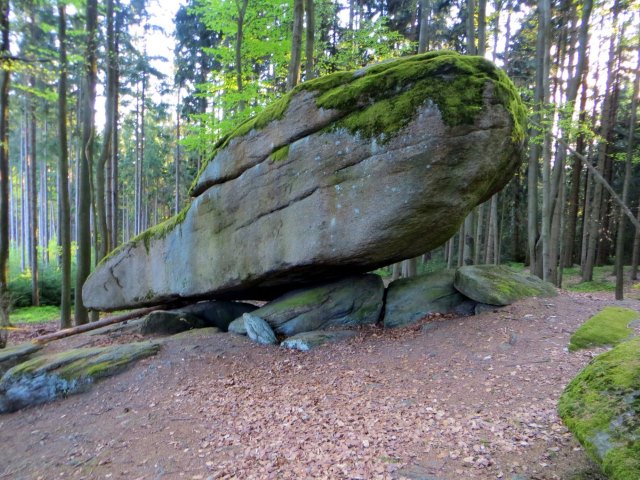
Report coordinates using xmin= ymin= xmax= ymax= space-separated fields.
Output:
xmin=454 ymin=265 xmax=557 ymax=306
xmin=0 ymin=342 xmax=159 ymax=413
xmin=569 ymin=307 xmax=638 ymax=352
xmin=558 ymin=337 xmax=640 ymax=480
xmin=193 ymin=51 xmax=525 ymax=189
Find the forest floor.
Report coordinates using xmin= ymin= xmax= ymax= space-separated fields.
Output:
xmin=1 ymin=287 xmax=640 ymax=480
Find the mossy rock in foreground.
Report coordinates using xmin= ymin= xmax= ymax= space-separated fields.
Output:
xmin=569 ymin=307 xmax=638 ymax=352
xmin=0 ymin=341 xmax=159 ymax=413
xmin=559 ymin=337 xmax=640 ymax=480
xmin=0 ymin=342 xmax=42 ymax=376
xmin=454 ymin=265 xmax=557 ymax=306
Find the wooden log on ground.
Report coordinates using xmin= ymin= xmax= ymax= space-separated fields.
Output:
xmin=32 ymin=305 xmax=168 ymax=345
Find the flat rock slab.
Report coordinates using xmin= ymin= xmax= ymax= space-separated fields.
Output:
xmin=228 ymin=275 xmax=384 ymax=336
xmin=559 ymin=336 xmax=640 ymax=480
xmin=0 ymin=342 xmax=159 ymax=413
xmin=384 ymin=270 xmax=473 ymax=328
xmin=83 ymin=52 xmax=525 ymax=311
xmin=454 ymin=265 xmax=557 ymax=306
xmin=0 ymin=343 xmax=42 ymax=376
xmin=281 ymin=330 xmax=357 ymax=351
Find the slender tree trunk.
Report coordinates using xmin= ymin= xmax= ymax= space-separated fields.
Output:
xmin=175 ymin=89 xmax=181 ymax=215
xmin=95 ymin=0 xmax=115 ymax=260
xmin=235 ymin=0 xmax=248 ymax=110
xmin=110 ymin=2 xmax=121 ymax=249
xmin=75 ymin=0 xmax=98 ymax=325
xmin=418 ymin=0 xmax=431 ymax=54
xmin=0 ymin=0 xmax=10 ymax=348
xmin=614 ymin=38 xmax=639 ymax=299
xmin=304 ymin=0 xmax=315 ymax=80
xmin=474 ymin=203 xmax=484 ymax=264
xmin=27 ymin=79 xmax=39 ymax=306
xmin=466 ymin=0 xmax=476 ymax=54
xmin=477 ymin=0 xmax=486 ymax=56
xmin=463 ymin=213 xmax=474 ymax=265
xmin=583 ymin=2 xmax=620 ymax=282
xmin=287 ymin=0 xmax=304 ymax=90
xmin=57 ymin=2 xmax=72 ymax=329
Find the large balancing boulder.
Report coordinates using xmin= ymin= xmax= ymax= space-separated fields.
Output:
xmin=84 ymin=51 xmax=526 ymax=310
xmin=454 ymin=265 xmax=556 ymax=306
xmin=558 ymin=337 xmax=640 ymax=480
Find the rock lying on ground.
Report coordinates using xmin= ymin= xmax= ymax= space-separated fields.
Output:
xmin=0 ymin=343 xmax=42 ymax=376
xmin=0 ymin=342 xmax=159 ymax=413
xmin=384 ymin=270 xmax=474 ymax=328
xmin=281 ymin=330 xmax=358 ymax=352
xmin=243 ymin=313 xmax=278 ymax=345
xmin=454 ymin=265 xmax=556 ymax=306
xmin=559 ymin=336 xmax=640 ymax=480
xmin=228 ymin=275 xmax=383 ymax=336
xmin=83 ymin=51 xmax=526 ymax=311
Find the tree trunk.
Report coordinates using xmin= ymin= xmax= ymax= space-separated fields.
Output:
xmin=175 ymin=89 xmax=181 ymax=215
xmin=287 ymin=0 xmax=304 ymax=90
xmin=614 ymin=37 xmax=639 ymax=299
xmin=304 ymin=0 xmax=315 ymax=80
xmin=463 ymin=213 xmax=474 ymax=265
xmin=95 ymin=0 xmax=115 ymax=260
xmin=418 ymin=0 xmax=431 ymax=54
xmin=57 ymin=1 xmax=72 ymax=329
xmin=477 ymin=0 xmax=486 ymax=56
xmin=110 ymin=2 xmax=121 ymax=250
xmin=466 ymin=0 xmax=476 ymax=55
xmin=235 ymin=0 xmax=248 ymax=110
xmin=75 ymin=0 xmax=98 ymax=325
xmin=0 ymin=0 xmax=10 ymax=348
xmin=582 ymin=2 xmax=620 ymax=282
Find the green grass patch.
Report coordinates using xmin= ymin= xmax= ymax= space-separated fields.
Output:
xmin=567 ymin=280 xmax=616 ymax=293
xmin=569 ymin=307 xmax=638 ymax=352
xmin=10 ymin=305 xmax=60 ymax=324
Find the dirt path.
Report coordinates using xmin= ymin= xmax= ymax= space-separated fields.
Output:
xmin=1 ymin=291 xmax=637 ymax=480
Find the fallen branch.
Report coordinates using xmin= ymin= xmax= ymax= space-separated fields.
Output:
xmin=32 ymin=305 xmax=167 ymax=345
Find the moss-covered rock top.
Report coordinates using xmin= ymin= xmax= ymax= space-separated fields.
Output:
xmin=569 ymin=306 xmax=638 ymax=352
xmin=0 ymin=342 xmax=159 ymax=413
xmin=0 ymin=342 xmax=42 ymax=376
xmin=454 ymin=265 xmax=557 ymax=306
xmin=194 ymin=50 xmax=526 ymax=187
xmin=559 ymin=336 xmax=640 ymax=480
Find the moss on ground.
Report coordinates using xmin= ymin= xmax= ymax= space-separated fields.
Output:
xmin=569 ymin=307 xmax=638 ymax=352
xmin=558 ymin=337 xmax=640 ymax=480
xmin=268 ymin=144 xmax=290 ymax=163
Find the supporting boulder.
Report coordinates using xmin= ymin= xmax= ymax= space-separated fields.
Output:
xmin=228 ymin=275 xmax=384 ymax=336
xmin=384 ymin=270 xmax=474 ymax=328
xmin=83 ymin=51 xmax=525 ymax=311
xmin=454 ymin=265 xmax=556 ymax=306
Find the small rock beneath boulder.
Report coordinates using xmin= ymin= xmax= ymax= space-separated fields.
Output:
xmin=140 ymin=311 xmax=208 ymax=336
xmin=281 ymin=330 xmax=357 ymax=351
xmin=454 ymin=265 xmax=556 ymax=306
xmin=163 ymin=327 xmax=222 ymax=342
xmin=228 ymin=275 xmax=384 ymax=336
xmin=0 ymin=341 xmax=159 ymax=413
xmin=177 ymin=300 xmax=257 ymax=331
xmin=0 ymin=343 xmax=42 ymax=376
xmin=244 ymin=314 xmax=277 ymax=345
xmin=384 ymin=270 xmax=472 ymax=328
xmin=474 ymin=303 xmax=501 ymax=315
